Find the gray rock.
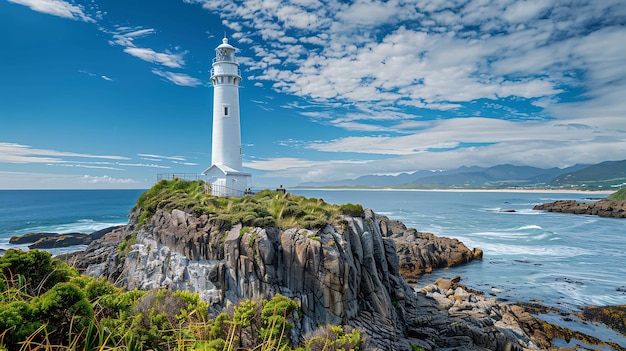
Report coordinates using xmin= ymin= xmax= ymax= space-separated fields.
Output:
xmin=65 ymin=207 xmax=548 ymax=350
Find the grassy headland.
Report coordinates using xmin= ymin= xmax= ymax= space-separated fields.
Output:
xmin=135 ymin=179 xmax=364 ymax=230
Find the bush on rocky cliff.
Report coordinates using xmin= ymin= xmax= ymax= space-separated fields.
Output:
xmin=134 ymin=179 xmax=365 ymax=230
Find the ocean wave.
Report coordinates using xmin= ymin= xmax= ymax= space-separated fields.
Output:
xmin=472 ymin=231 xmax=530 ymax=239
xmin=518 ymin=224 xmax=542 ymax=230
xmin=532 ymin=233 xmax=550 ymax=240
xmin=474 ymin=242 xmax=591 ymax=257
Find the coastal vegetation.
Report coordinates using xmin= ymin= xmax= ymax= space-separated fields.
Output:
xmin=607 ymin=187 xmax=626 ymax=201
xmin=0 ymin=249 xmax=361 ymax=350
xmin=135 ymin=179 xmax=363 ymax=230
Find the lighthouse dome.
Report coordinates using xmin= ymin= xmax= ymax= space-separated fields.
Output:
xmin=217 ymin=37 xmax=235 ymax=50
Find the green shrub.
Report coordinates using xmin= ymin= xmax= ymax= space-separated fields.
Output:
xmin=0 ymin=300 xmax=40 ymax=348
xmin=260 ymin=293 xmax=299 ymax=346
xmin=339 ymin=203 xmax=364 ymax=217
xmin=0 ymin=250 xmax=364 ymax=351
xmin=0 ymin=249 xmax=76 ymax=297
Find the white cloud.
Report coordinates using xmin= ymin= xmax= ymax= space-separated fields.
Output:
xmin=47 ymin=163 xmax=125 ymax=171
xmin=0 ymin=142 xmax=130 ymax=163
xmin=151 ymin=69 xmax=202 ymax=87
xmin=117 ymin=162 xmax=171 ymax=169
xmin=8 ymin=0 xmax=94 ymax=22
xmin=125 ymin=48 xmax=185 ymax=68
xmin=137 ymin=153 xmax=189 ymax=161
xmin=107 ymin=27 xmax=196 ymax=82
xmin=81 ymin=175 xmax=136 ymax=184
xmin=245 ymin=157 xmax=329 ymax=171
xmin=0 ymin=171 xmax=140 ymax=189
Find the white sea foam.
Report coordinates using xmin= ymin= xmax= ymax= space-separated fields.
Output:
xmin=472 ymin=231 xmax=529 ymax=239
xmin=532 ymin=233 xmax=550 ymax=240
xmin=514 ymin=209 xmax=543 ymax=215
xmin=16 ymin=219 xmax=127 ymax=236
xmin=476 ymin=242 xmax=591 ymax=257
xmin=518 ymin=224 xmax=542 ymax=230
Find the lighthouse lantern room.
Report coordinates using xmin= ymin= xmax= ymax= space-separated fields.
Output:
xmin=202 ymin=37 xmax=251 ymax=196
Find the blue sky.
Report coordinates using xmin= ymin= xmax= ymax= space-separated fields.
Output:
xmin=1 ymin=0 xmax=625 ymax=189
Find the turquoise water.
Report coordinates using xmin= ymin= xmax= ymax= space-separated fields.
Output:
xmin=293 ymin=189 xmax=626 ymax=310
xmin=294 ymin=189 xmax=626 ymax=348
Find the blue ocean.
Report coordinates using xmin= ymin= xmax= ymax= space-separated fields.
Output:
xmin=0 ymin=189 xmax=144 ymax=255
xmin=1 ymin=188 xmax=625 ymax=346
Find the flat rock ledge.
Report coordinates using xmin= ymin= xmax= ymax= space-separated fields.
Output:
xmin=9 ymin=226 xmax=122 ymax=249
xmin=533 ymin=199 xmax=626 ymax=218
xmin=60 ymin=208 xmax=559 ymax=350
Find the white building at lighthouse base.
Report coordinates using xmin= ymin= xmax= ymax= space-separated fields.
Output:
xmin=203 ymin=164 xmax=251 ymax=197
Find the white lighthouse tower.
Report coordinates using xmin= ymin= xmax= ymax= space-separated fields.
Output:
xmin=202 ymin=37 xmax=251 ymax=196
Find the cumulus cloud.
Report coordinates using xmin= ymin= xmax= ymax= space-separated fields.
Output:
xmin=182 ymin=0 xmax=626 ymax=183
xmin=188 ymin=0 xmax=625 ymax=119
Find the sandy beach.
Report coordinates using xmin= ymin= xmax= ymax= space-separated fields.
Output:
xmin=294 ymin=187 xmax=616 ymax=195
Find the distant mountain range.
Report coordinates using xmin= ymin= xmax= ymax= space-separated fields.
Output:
xmin=298 ymin=159 xmax=626 ymax=190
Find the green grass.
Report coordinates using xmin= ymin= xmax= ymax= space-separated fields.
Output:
xmin=607 ymin=187 xmax=626 ymax=201
xmin=133 ymin=179 xmax=365 ymax=230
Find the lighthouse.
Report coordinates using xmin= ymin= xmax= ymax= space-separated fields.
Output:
xmin=202 ymin=37 xmax=251 ymax=196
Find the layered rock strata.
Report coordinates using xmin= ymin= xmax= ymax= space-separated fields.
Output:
xmin=67 ymin=206 xmax=547 ymax=350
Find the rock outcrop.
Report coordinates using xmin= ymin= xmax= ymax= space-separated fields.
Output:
xmin=533 ymin=199 xmax=626 ymax=218
xmin=63 ymin=205 xmax=556 ymax=350
xmin=9 ymin=226 xmax=122 ymax=249
xmin=377 ymin=214 xmax=483 ymax=279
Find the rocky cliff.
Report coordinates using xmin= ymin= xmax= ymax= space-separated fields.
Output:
xmin=63 ymin=196 xmax=559 ymax=350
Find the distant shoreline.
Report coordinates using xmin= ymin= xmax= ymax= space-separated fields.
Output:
xmin=292 ymin=187 xmax=615 ymax=194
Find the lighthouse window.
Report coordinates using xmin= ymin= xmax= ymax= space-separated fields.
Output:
xmin=224 ymin=106 xmax=229 ymax=116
